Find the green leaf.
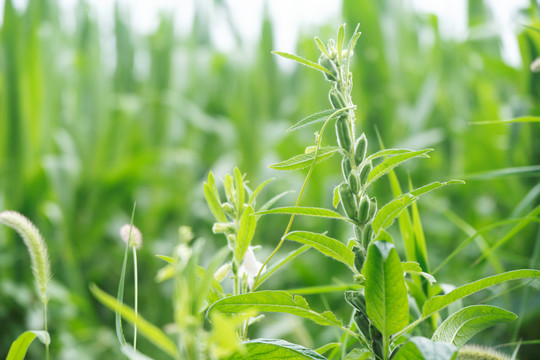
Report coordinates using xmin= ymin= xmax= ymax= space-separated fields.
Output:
xmin=204 ymin=172 xmax=227 ymax=223
xmin=337 ymin=24 xmax=345 ymax=64
xmin=284 ymin=231 xmax=356 ymax=272
xmin=225 ymin=339 xmax=328 ymax=360
xmin=364 ymin=148 xmax=418 ymax=163
xmin=314 ymin=36 xmax=331 ymax=58
xmin=207 ymin=290 xmax=342 ymax=327
xmin=402 ymin=261 xmax=436 ymax=285
xmin=235 ymin=206 xmax=256 ymax=264
xmin=7 ymin=331 xmax=50 ymax=360
xmin=464 ymin=165 xmax=540 ymax=180
xmin=471 ymin=116 xmax=540 ymax=125
xmin=344 ymin=348 xmax=371 ymax=360
xmin=288 ymin=109 xmax=343 ymax=132
xmin=372 ymin=181 xmax=463 ymax=234
xmin=363 ymin=241 xmax=408 ymax=337
xmin=234 ymin=167 xmax=245 ymax=212
xmin=272 ymin=51 xmax=332 ymax=74
xmin=269 ymin=146 xmax=340 ymax=171
xmin=315 ymin=342 xmax=340 ymax=355
xmin=364 ymin=149 xmax=432 ymax=189
xmin=248 ymin=178 xmax=274 ymax=206
xmin=432 ymin=305 xmax=517 ymax=348
xmin=255 ymin=206 xmax=352 ymax=223
xmin=422 ymin=270 xmax=540 ymax=318
xmin=391 ymin=337 xmax=457 ymax=360
xmin=90 ymin=283 xmax=179 ymax=358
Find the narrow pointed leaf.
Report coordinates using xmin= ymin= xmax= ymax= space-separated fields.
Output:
xmin=235 ymin=206 xmax=256 ymax=263
xmin=364 ymin=149 xmax=432 ymax=188
xmin=284 ymin=231 xmax=356 ymax=272
xmin=432 ymin=305 xmax=517 ymax=347
xmin=7 ymin=331 xmax=50 ymax=360
xmin=422 ymin=270 xmax=540 ymax=318
xmin=288 ymin=109 xmax=340 ymax=132
xmin=207 ymin=290 xmax=342 ymax=327
xmin=90 ymin=284 xmax=179 ymax=358
xmin=363 ymin=241 xmax=408 ymax=337
xmin=471 ymin=116 xmax=540 ymax=125
xmin=391 ymin=337 xmax=457 ymax=360
xmin=364 ymin=148 xmax=416 ymax=163
xmin=255 ymin=206 xmax=351 ymax=223
xmin=344 ymin=348 xmax=371 ymax=360
xmin=269 ymin=146 xmax=340 ymax=170
xmin=204 ymin=182 xmax=227 ymax=222
xmin=225 ymin=339 xmax=328 ymax=360
xmin=272 ymin=51 xmax=332 ymax=74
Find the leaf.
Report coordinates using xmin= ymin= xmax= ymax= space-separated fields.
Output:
xmin=255 ymin=206 xmax=351 ymax=223
xmin=422 ymin=270 xmax=540 ymax=318
xmin=391 ymin=337 xmax=457 ymax=360
xmin=284 ymin=231 xmax=356 ymax=272
xmin=332 ymin=186 xmax=340 ymax=208
xmin=248 ymin=178 xmax=274 ymax=205
xmin=235 ymin=206 xmax=256 ymax=264
xmin=432 ymin=305 xmax=517 ymax=348
xmin=269 ymin=146 xmax=340 ymax=171
xmin=7 ymin=331 xmax=50 ymax=360
xmin=234 ymin=167 xmax=245 ymax=212
xmin=402 ymin=261 xmax=436 ymax=285
xmin=464 ymin=165 xmax=540 ymax=180
xmin=372 ymin=181 xmax=463 ymax=234
xmin=363 ymin=241 xmax=408 ymax=337
xmin=344 ymin=348 xmax=371 ymax=360
xmin=314 ymin=342 xmax=340 ymax=355
xmin=471 ymin=116 xmax=540 ymax=125
xmin=207 ymin=290 xmax=342 ymax=327
xmin=288 ymin=109 xmax=341 ymax=132
xmin=204 ymin=172 xmax=227 ymax=223
xmin=364 ymin=149 xmax=432 ymax=188
xmin=90 ymin=283 xmax=179 ymax=358
xmin=225 ymin=338 xmax=328 ymax=360
xmin=364 ymin=148 xmax=418 ymax=163
xmin=272 ymin=51 xmax=332 ymax=74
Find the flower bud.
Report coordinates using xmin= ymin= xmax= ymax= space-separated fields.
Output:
xmin=213 ymin=263 xmax=231 ymax=282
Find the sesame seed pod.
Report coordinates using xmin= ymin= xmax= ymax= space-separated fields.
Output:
xmin=357 ymin=196 xmax=370 ymax=224
xmin=341 ymin=157 xmax=352 ymax=180
xmin=362 ymin=222 xmax=373 ymax=249
xmin=354 ymin=133 xmax=368 ymax=164
xmin=352 ymin=245 xmax=365 ymax=272
xmin=370 ymin=324 xmax=384 ymax=360
xmin=335 ymin=116 xmax=352 ymax=152
xmin=348 ymin=172 xmax=360 ymax=194
xmin=338 ymin=183 xmax=357 ymax=219
xmin=359 ymin=161 xmax=372 ymax=186
xmin=329 ymin=88 xmax=345 ymax=109
xmin=368 ymin=197 xmax=377 ymax=220
xmin=318 ymin=55 xmax=338 ymax=82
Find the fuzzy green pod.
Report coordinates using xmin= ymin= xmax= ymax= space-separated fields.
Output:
xmin=345 ymin=291 xmax=371 ymax=339
xmin=341 ymin=157 xmax=352 ymax=180
xmin=352 ymin=245 xmax=365 ymax=272
xmin=359 ymin=161 xmax=372 ymax=185
xmin=329 ymin=88 xmax=345 ymax=109
xmin=368 ymin=197 xmax=377 ymax=219
xmin=362 ymin=222 xmax=373 ymax=248
xmin=335 ymin=116 xmax=352 ymax=152
xmin=348 ymin=172 xmax=360 ymax=194
xmin=354 ymin=133 xmax=368 ymax=164
xmin=318 ymin=55 xmax=338 ymax=82
xmin=338 ymin=183 xmax=357 ymax=219
xmin=357 ymin=196 xmax=370 ymax=224
xmin=370 ymin=324 xmax=384 ymax=360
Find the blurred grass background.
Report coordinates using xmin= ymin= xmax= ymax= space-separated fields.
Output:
xmin=0 ymin=0 xmax=539 ymax=358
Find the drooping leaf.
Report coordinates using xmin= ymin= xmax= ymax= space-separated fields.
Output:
xmin=364 ymin=149 xmax=432 ymax=189
xmin=288 ymin=109 xmax=343 ymax=132
xmin=432 ymin=305 xmax=517 ymax=348
xmin=7 ymin=331 xmax=50 ymax=360
xmin=225 ymin=338 xmax=328 ymax=360
xmin=207 ymin=290 xmax=342 ymax=327
xmin=391 ymin=336 xmax=457 ymax=360
xmin=269 ymin=146 xmax=340 ymax=171
xmin=272 ymin=51 xmax=332 ymax=74
xmin=235 ymin=206 xmax=256 ymax=264
xmin=284 ymin=231 xmax=356 ymax=272
xmin=363 ymin=241 xmax=408 ymax=337
xmin=422 ymin=270 xmax=540 ymax=318
xmin=90 ymin=284 xmax=179 ymax=358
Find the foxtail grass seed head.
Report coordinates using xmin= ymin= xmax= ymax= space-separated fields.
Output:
xmin=0 ymin=211 xmax=51 ymax=306
xmin=456 ymin=345 xmax=511 ymax=360
xmin=120 ymin=224 xmax=142 ymax=249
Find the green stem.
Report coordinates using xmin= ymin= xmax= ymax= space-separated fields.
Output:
xmin=43 ymin=303 xmax=49 ymax=360
xmin=133 ymin=247 xmax=138 ymax=351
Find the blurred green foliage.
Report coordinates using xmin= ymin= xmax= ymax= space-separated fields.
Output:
xmin=0 ymin=0 xmax=539 ymax=358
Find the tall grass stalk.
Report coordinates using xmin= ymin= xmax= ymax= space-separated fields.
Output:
xmin=0 ymin=211 xmax=52 ymax=360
